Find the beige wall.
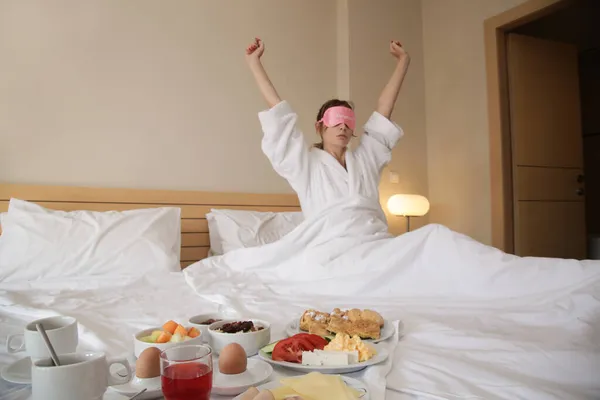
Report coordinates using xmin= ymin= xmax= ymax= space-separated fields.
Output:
xmin=0 ymin=0 xmax=427 ymax=234
xmin=2 ymin=0 xmax=538 ymax=242
xmin=348 ymin=0 xmax=427 ymax=234
xmin=0 ymin=0 xmax=337 ymax=193
xmin=421 ymin=0 xmax=528 ymax=244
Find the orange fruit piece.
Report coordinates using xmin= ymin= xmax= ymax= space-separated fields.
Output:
xmin=187 ymin=327 xmax=200 ymax=338
xmin=174 ymin=324 xmax=187 ymax=337
xmin=162 ymin=320 xmax=178 ymax=334
xmin=156 ymin=331 xmax=172 ymax=343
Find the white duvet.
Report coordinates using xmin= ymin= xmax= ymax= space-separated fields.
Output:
xmin=1 ymin=196 xmax=599 ymax=399
xmin=183 ymin=195 xmax=600 ymax=400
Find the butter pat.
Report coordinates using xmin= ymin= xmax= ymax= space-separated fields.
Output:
xmin=301 ymin=350 xmax=359 ymax=366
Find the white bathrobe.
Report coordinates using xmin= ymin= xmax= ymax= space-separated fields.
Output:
xmin=258 ymin=101 xmax=404 ymax=221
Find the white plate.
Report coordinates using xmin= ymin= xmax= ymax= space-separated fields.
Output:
xmin=258 ymin=344 xmax=388 ymax=374
xmin=212 ymin=358 xmax=273 ymax=396
xmin=1 ymin=356 xmax=32 ymax=384
xmin=285 ymin=318 xmax=397 ymax=343
xmin=232 ymin=374 xmax=369 ymax=400
xmin=110 ymin=376 xmax=163 ymax=400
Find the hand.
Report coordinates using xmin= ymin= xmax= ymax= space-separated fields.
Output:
xmin=245 ymin=37 xmax=264 ymax=64
xmin=389 ymin=40 xmax=409 ymax=61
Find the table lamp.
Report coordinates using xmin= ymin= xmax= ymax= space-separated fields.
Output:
xmin=387 ymin=194 xmax=430 ymax=232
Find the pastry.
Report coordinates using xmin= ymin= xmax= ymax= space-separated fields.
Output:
xmin=299 ymin=309 xmax=330 ymax=332
xmin=301 ymin=307 xmax=384 ymax=340
xmin=347 ymin=319 xmax=381 ymax=340
xmin=361 ymin=309 xmax=384 ymax=327
xmin=308 ymin=323 xmax=330 ymax=336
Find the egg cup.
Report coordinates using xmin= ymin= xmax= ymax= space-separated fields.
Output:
xmin=212 ymin=358 xmax=273 ymax=396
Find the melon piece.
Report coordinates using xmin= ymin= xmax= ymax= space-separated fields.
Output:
xmin=162 ymin=320 xmax=178 ymax=335
xmin=170 ymin=333 xmax=184 ymax=343
xmin=139 ymin=336 xmax=154 ymax=343
xmin=174 ymin=324 xmax=187 ymax=337
xmin=183 ymin=336 xmax=194 ymax=341
xmin=187 ymin=327 xmax=200 ymax=338
xmin=150 ymin=331 xmax=163 ymax=342
xmin=156 ymin=331 xmax=172 ymax=343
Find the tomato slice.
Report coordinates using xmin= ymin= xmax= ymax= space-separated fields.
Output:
xmin=293 ymin=333 xmax=328 ymax=349
xmin=272 ymin=337 xmax=315 ymax=363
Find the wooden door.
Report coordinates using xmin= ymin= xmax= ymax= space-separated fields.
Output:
xmin=507 ymin=33 xmax=586 ymax=259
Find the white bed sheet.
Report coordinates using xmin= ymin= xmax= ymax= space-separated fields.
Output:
xmin=182 ymin=196 xmax=600 ymax=400
xmin=0 ymin=272 xmax=414 ymax=400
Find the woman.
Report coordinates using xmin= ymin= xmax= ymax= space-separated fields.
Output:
xmin=246 ymin=38 xmax=410 ymax=221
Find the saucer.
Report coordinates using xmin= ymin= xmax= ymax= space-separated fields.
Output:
xmin=1 ymin=356 xmax=32 ymax=384
xmin=212 ymin=358 xmax=273 ymax=396
xmin=110 ymin=375 xmax=162 ymax=400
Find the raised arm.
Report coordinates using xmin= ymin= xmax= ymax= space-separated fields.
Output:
xmin=376 ymin=41 xmax=410 ymax=119
xmin=246 ymin=38 xmax=281 ymax=108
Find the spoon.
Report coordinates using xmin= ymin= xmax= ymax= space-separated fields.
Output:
xmin=128 ymin=388 xmax=147 ymax=399
xmin=35 ymin=323 xmax=61 ymax=366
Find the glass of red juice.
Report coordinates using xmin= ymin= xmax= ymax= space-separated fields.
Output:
xmin=160 ymin=344 xmax=213 ymax=400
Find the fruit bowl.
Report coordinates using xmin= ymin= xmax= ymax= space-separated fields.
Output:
xmin=133 ymin=324 xmax=203 ymax=358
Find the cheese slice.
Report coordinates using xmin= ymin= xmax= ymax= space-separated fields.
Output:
xmin=269 ymin=386 xmax=312 ymax=400
xmin=279 ymin=372 xmax=361 ymax=400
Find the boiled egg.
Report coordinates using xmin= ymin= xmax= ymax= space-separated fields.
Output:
xmin=218 ymin=343 xmax=248 ymax=375
xmin=136 ymin=347 xmax=161 ymax=379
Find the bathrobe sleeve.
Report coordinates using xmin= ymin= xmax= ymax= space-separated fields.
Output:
xmin=259 ymin=101 xmax=310 ymax=192
xmin=356 ymin=111 xmax=404 ymax=171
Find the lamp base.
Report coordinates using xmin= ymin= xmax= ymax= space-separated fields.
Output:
xmin=397 ymin=215 xmax=412 ymax=232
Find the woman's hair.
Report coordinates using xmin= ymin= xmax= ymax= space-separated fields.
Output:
xmin=313 ymin=99 xmax=353 ymax=149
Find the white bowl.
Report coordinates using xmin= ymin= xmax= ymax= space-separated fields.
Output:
xmin=188 ymin=314 xmax=227 ymax=343
xmin=208 ymin=319 xmax=271 ymax=357
xmin=133 ymin=327 xmax=203 ymax=358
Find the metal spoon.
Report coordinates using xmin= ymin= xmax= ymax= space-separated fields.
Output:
xmin=128 ymin=388 xmax=147 ymax=399
xmin=35 ymin=323 xmax=60 ymax=366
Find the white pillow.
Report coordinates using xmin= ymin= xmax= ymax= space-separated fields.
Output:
xmin=207 ymin=209 xmax=304 ymax=255
xmin=0 ymin=198 xmax=182 ymax=282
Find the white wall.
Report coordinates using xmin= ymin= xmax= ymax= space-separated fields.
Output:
xmin=421 ymin=0 xmax=529 ymax=244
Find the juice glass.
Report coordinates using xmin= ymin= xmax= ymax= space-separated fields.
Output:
xmin=160 ymin=344 xmax=213 ymax=400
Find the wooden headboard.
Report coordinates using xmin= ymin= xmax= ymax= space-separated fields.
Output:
xmin=0 ymin=183 xmax=301 ymax=269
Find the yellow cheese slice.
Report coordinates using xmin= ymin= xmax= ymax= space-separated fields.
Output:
xmin=269 ymin=386 xmax=313 ymax=400
xmin=277 ymin=372 xmax=361 ymax=400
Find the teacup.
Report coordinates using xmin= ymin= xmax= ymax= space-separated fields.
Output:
xmin=6 ymin=316 xmax=78 ymax=362
xmin=32 ymin=352 xmax=132 ymax=400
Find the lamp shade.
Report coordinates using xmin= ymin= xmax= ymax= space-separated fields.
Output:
xmin=387 ymin=194 xmax=430 ymax=217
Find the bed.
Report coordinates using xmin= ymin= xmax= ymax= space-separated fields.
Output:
xmin=1 ymin=183 xmax=599 ymax=400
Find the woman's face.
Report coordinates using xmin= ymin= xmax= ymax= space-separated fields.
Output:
xmin=318 ymin=122 xmax=354 ymax=149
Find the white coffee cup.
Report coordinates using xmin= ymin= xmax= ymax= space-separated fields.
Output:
xmin=32 ymin=352 xmax=132 ymax=400
xmin=6 ymin=316 xmax=78 ymax=362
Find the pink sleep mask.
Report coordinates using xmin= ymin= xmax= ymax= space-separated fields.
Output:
xmin=319 ymin=106 xmax=356 ymax=130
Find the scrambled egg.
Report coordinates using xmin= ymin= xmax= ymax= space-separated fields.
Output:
xmin=324 ymin=333 xmax=376 ymax=362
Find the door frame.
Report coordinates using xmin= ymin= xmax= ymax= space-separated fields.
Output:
xmin=484 ymin=0 xmax=576 ymax=253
